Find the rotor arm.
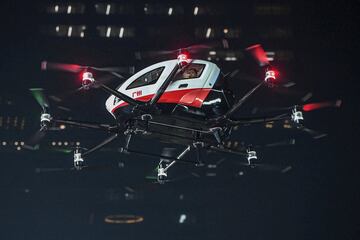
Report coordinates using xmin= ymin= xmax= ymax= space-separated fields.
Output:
xmin=227 ymin=113 xmax=290 ymax=126
xmin=53 ymin=119 xmax=118 ymax=133
xmin=211 ymin=81 xmax=265 ymax=124
xmin=83 ymin=134 xmax=118 ymax=156
xmin=208 ymin=145 xmax=248 ymax=157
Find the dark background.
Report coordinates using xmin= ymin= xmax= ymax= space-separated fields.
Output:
xmin=1 ymin=1 xmax=359 ymax=239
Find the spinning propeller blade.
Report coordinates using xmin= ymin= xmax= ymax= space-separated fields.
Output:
xmin=30 ymin=88 xmax=50 ymax=110
xmin=298 ymin=126 xmax=328 ymax=139
xmin=302 ymin=100 xmax=342 ymax=112
xmin=41 ymin=60 xmax=132 ymax=75
xmin=41 ymin=61 xmax=84 ymax=73
xmin=266 ymin=99 xmax=342 ymax=113
xmin=246 ymin=44 xmax=269 ymax=67
xmin=142 ymin=40 xmax=223 ymax=58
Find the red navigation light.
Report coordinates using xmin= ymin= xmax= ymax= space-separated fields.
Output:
xmin=177 ymin=52 xmax=190 ymax=67
xmin=177 ymin=53 xmax=188 ymax=61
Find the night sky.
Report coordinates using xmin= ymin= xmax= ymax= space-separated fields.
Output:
xmin=1 ymin=1 xmax=359 ymax=240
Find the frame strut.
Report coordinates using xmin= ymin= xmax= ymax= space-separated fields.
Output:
xmin=54 ymin=119 xmax=118 ymax=132
xmin=228 ymin=113 xmax=290 ymax=125
xmin=164 ymin=145 xmax=192 ymax=172
xmin=212 ymin=81 xmax=265 ymax=123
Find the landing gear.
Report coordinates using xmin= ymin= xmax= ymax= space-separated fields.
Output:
xmin=156 ymin=145 xmax=192 ymax=184
xmin=157 ymin=161 xmax=168 ymax=184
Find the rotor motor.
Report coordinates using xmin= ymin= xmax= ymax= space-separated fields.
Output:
xmin=82 ymin=72 xmax=95 ymax=90
xmin=40 ymin=113 xmax=51 ymax=130
xmin=264 ymin=68 xmax=276 ymax=87
xmin=177 ymin=53 xmax=191 ymax=67
xmin=246 ymin=147 xmax=257 ymax=165
xmin=291 ymin=107 xmax=304 ymax=124
xmin=74 ymin=148 xmax=84 ymax=170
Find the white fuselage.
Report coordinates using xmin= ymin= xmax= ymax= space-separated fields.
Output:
xmin=105 ymin=59 xmax=220 ymax=117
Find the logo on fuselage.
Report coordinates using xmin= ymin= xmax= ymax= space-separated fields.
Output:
xmin=113 ymin=90 xmax=143 ymax=106
xmin=132 ymin=90 xmax=142 ymax=98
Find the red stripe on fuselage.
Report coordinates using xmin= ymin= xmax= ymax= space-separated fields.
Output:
xmin=111 ymin=88 xmax=211 ymax=113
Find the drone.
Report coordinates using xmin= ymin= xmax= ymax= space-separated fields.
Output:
xmin=29 ymin=43 xmax=341 ymax=184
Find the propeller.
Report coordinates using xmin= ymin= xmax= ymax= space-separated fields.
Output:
xmin=140 ymin=40 xmax=225 ymax=58
xmin=297 ymin=125 xmax=328 ymax=139
xmin=302 ymin=100 xmax=342 ymax=112
xmin=267 ymin=99 xmax=342 ymax=113
xmin=245 ymin=44 xmax=270 ymax=67
xmin=27 ymin=88 xmax=70 ymax=148
xmin=30 ymin=88 xmax=50 ymax=111
xmin=25 ymin=88 xmax=51 ymax=147
xmin=41 ymin=61 xmax=133 ymax=76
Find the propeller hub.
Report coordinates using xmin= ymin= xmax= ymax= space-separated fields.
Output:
xmin=177 ymin=53 xmax=191 ymax=67
xmin=291 ymin=108 xmax=304 ymax=124
xmin=82 ymin=71 xmax=95 ymax=90
xmin=74 ymin=148 xmax=84 ymax=170
xmin=246 ymin=147 xmax=257 ymax=165
xmin=40 ymin=113 xmax=51 ymax=129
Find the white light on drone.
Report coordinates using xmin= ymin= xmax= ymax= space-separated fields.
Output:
xmin=67 ymin=5 xmax=72 ymax=14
